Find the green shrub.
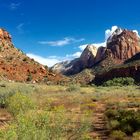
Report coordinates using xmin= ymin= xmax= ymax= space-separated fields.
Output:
xmin=6 ymin=92 xmax=35 ymax=116
xmin=109 ymin=120 xmax=120 ymax=130
xmin=22 ymin=57 xmax=28 ymax=62
xmin=27 ymin=73 xmax=33 ymax=82
xmin=105 ymin=109 xmax=140 ymax=136
xmin=0 ymin=95 xmax=6 ymax=108
xmin=66 ymin=84 xmax=81 ymax=92
xmin=110 ymin=130 xmax=126 ymax=140
xmin=133 ymin=131 xmax=140 ymax=140
xmin=103 ymin=77 xmax=135 ymax=86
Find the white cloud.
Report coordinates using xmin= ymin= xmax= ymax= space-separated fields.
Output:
xmin=79 ymin=42 xmax=106 ymax=51
xmin=133 ymin=30 xmax=140 ymax=38
xmin=66 ymin=51 xmax=82 ymax=58
xmin=27 ymin=53 xmax=61 ymax=67
xmin=79 ymin=44 xmax=88 ymax=51
xmin=79 ymin=26 xmax=119 ymax=51
xmin=27 ymin=51 xmax=83 ymax=67
xmin=38 ymin=37 xmax=85 ymax=47
xmin=9 ymin=3 xmax=20 ymax=10
xmin=16 ymin=23 xmax=24 ymax=33
xmin=105 ymin=26 xmax=118 ymax=40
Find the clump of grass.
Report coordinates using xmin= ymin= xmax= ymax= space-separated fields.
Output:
xmin=66 ymin=84 xmax=81 ymax=92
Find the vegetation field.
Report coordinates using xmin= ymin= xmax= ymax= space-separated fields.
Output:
xmin=0 ymin=81 xmax=140 ymax=140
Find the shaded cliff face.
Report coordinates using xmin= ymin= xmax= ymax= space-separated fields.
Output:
xmin=93 ymin=58 xmax=140 ymax=85
xmin=94 ymin=46 xmax=106 ymax=63
xmin=80 ymin=45 xmax=97 ymax=67
xmin=0 ymin=28 xmax=64 ymax=83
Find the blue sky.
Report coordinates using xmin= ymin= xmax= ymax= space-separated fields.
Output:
xmin=0 ymin=0 xmax=140 ymax=66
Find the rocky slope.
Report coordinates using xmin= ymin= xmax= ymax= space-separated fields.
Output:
xmin=0 ymin=28 xmax=66 ymax=83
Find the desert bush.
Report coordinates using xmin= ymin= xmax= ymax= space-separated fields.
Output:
xmin=66 ymin=84 xmax=81 ymax=92
xmin=6 ymin=92 xmax=35 ymax=116
xmin=0 ymin=95 xmax=6 ymax=108
xmin=133 ymin=131 xmax=140 ymax=140
xmin=22 ymin=57 xmax=28 ymax=62
xmin=26 ymin=73 xmax=33 ymax=82
xmin=109 ymin=120 xmax=120 ymax=130
xmin=110 ymin=130 xmax=126 ymax=140
xmin=103 ymin=77 xmax=135 ymax=86
xmin=105 ymin=109 xmax=140 ymax=136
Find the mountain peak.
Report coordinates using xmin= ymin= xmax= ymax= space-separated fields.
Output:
xmin=107 ymin=27 xmax=123 ymax=43
xmin=0 ymin=28 xmax=11 ymax=39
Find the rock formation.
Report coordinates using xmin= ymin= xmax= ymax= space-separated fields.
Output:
xmin=106 ymin=29 xmax=140 ymax=62
xmin=51 ymin=44 xmax=98 ymax=75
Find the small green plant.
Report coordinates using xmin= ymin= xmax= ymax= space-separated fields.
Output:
xmin=27 ymin=73 xmax=33 ymax=82
xmin=22 ymin=57 xmax=28 ymax=62
xmin=66 ymin=84 xmax=81 ymax=92
xmin=0 ymin=46 xmax=2 ymax=51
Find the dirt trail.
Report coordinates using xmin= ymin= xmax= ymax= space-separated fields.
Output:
xmin=90 ymin=101 xmax=109 ymax=140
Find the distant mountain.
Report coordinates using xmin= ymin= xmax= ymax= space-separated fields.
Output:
xmin=51 ymin=44 xmax=98 ymax=75
xmin=52 ymin=28 xmax=140 ymax=75
xmin=51 ymin=27 xmax=140 ymax=85
xmin=0 ymin=28 xmax=65 ymax=83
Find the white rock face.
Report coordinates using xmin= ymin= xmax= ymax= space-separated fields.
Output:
xmin=51 ymin=61 xmax=71 ymax=73
xmin=80 ymin=44 xmax=97 ymax=59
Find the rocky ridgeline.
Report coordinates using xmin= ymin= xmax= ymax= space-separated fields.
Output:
xmin=52 ymin=28 xmax=140 ymax=76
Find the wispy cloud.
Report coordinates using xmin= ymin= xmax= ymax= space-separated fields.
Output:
xmin=38 ymin=37 xmax=85 ymax=47
xmin=9 ymin=3 xmax=21 ymax=10
xmin=16 ymin=23 xmax=24 ymax=33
